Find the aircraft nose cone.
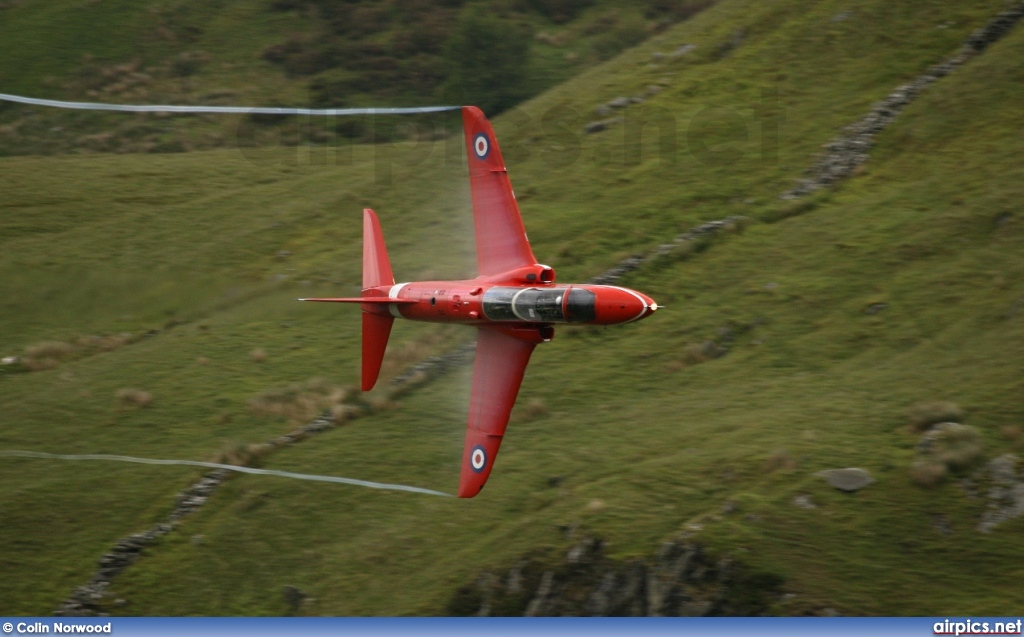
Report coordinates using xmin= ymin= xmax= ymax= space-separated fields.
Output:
xmin=640 ymin=292 xmax=659 ymax=318
xmin=594 ymin=287 xmax=657 ymax=324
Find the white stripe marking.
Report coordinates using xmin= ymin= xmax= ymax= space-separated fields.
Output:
xmin=388 ymin=282 xmax=410 ymax=318
xmin=389 ymin=282 xmax=410 ymax=299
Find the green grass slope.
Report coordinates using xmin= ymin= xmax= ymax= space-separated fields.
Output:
xmin=1 ymin=0 xmax=1023 ymax=615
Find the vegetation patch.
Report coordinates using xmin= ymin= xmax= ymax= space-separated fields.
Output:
xmin=907 ymin=400 xmax=965 ymax=433
xmin=115 ymin=388 xmax=153 ymax=409
xmin=248 ymin=378 xmax=359 ymax=428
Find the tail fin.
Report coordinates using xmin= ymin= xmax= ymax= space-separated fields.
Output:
xmin=360 ymin=209 xmax=396 ymax=391
xmin=363 ymin=208 xmax=394 ymax=290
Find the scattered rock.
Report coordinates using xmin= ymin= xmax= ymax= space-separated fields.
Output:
xmin=815 ymin=468 xmax=876 ymax=492
xmin=933 ymin=514 xmax=953 ymax=535
xmin=688 ymin=339 xmax=729 ymax=362
xmin=978 ymin=455 xmax=1024 ymax=533
xmin=864 ymin=302 xmax=887 ymax=315
xmin=1 ymin=355 xmax=18 ymax=365
xmin=793 ymin=495 xmax=817 ymax=509
xmin=669 ymin=44 xmax=696 ymax=58
xmin=283 ymin=585 xmax=308 ymax=615
xmin=584 ymin=117 xmax=623 ymax=134
xmin=607 ymin=96 xmax=631 ymax=109
xmin=716 ymin=31 xmax=744 ymax=58
xmin=831 ymin=11 xmax=851 ymax=22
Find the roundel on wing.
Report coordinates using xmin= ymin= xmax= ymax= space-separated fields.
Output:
xmin=473 ymin=133 xmax=490 ymax=160
xmin=470 ymin=445 xmax=487 ymax=473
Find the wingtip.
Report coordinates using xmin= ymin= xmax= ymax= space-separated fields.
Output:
xmin=457 ymin=430 xmax=504 ymax=499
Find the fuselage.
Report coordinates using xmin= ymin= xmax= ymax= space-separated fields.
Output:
xmin=366 ymin=276 xmax=657 ymax=332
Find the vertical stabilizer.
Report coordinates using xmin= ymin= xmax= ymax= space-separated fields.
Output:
xmin=361 ymin=208 xmax=395 ymax=391
xmin=363 ymin=208 xmax=395 ymax=289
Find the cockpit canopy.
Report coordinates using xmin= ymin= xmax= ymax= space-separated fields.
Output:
xmin=482 ymin=287 xmax=596 ymax=323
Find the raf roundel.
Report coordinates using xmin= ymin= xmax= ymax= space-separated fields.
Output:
xmin=470 ymin=445 xmax=488 ymax=473
xmin=473 ymin=133 xmax=490 ymax=160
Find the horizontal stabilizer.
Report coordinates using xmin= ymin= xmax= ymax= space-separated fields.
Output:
xmin=298 ymin=297 xmax=416 ymax=304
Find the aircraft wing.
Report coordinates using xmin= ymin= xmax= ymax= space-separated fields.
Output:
xmin=462 ymin=106 xmax=538 ymax=277
xmin=457 ymin=326 xmax=537 ymax=497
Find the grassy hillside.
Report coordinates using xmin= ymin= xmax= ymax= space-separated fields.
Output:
xmin=2 ymin=0 xmax=1023 ymax=615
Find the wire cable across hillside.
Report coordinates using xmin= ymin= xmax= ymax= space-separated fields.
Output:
xmin=0 ymin=92 xmax=459 ymax=116
xmin=0 ymin=449 xmax=451 ymax=497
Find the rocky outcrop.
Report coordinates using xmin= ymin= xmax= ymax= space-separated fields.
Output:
xmin=815 ymin=468 xmax=876 ymax=493
xmin=448 ymin=538 xmax=783 ymax=616
xmin=977 ymin=454 xmax=1024 ymax=533
xmin=781 ymin=3 xmax=1024 ymax=199
xmin=585 ymin=85 xmax=669 ymax=134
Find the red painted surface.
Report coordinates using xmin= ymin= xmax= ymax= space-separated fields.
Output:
xmin=362 ymin=208 xmax=394 ymax=290
xmin=457 ymin=327 xmax=538 ymax=498
xmin=361 ymin=312 xmax=393 ymax=392
xmin=302 ymin=106 xmax=659 ymax=497
xmin=462 ymin=106 xmax=537 ymax=277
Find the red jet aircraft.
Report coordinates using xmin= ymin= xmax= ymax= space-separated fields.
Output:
xmin=302 ymin=106 xmax=658 ymax=497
